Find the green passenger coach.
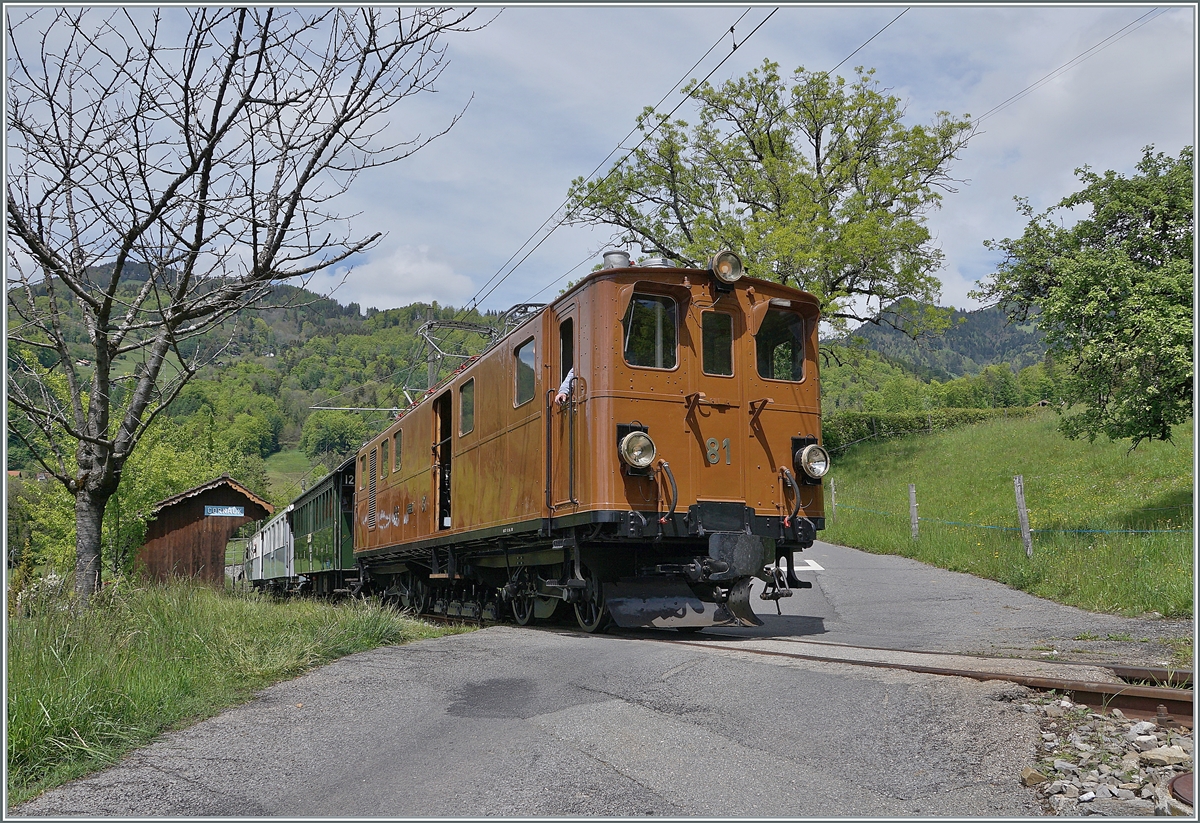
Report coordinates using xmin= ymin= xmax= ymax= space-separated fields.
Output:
xmin=246 ymin=456 xmax=358 ymax=596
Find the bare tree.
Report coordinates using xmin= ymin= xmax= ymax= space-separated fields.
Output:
xmin=6 ymin=6 xmax=484 ymax=603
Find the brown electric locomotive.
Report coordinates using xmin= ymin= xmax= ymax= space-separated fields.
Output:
xmin=353 ymin=249 xmax=829 ymax=631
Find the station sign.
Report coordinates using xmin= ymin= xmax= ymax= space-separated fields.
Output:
xmin=205 ymin=505 xmax=245 ymax=517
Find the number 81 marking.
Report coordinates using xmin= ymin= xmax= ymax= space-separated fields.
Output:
xmin=706 ymin=437 xmax=731 ymax=465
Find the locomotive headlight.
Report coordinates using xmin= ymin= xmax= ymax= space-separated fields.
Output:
xmin=618 ymin=430 xmax=657 ymax=469
xmin=709 ymin=250 xmax=744 ymax=284
xmin=796 ymin=444 xmax=830 ymax=480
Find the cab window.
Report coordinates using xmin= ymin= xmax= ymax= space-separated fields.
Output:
xmin=379 ymin=438 xmax=389 ymax=478
xmin=622 ymin=294 xmax=677 ymax=369
xmin=702 ymin=312 xmax=733 ymax=376
xmin=459 ymin=378 xmax=475 ymax=435
xmin=393 ymin=430 xmax=402 ymax=472
xmin=515 ymin=337 xmax=536 ymax=406
xmin=755 ymin=309 xmax=805 ymax=381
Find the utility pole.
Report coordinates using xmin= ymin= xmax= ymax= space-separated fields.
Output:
xmin=426 ymin=307 xmax=437 ymax=389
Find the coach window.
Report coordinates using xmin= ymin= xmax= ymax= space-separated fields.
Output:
xmin=459 ymin=378 xmax=475 ymax=435
xmin=622 ymin=293 xmax=677 ymax=369
xmin=515 ymin=337 xmax=536 ymax=406
xmin=393 ymin=430 xmax=402 ymax=472
xmin=702 ymin=312 xmax=733 ymax=376
xmin=755 ymin=308 xmax=805 ymax=382
xmin=380 ymin=438 xmax=389 ymax=478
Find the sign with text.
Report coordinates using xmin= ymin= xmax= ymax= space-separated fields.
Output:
xmin=204 ymin=505 xmax=245 ymax=517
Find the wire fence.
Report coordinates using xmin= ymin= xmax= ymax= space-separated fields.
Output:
xmin=835 ymin=504 xmax=1193 ymax=536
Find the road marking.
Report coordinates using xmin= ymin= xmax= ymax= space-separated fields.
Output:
xmin=764 ymin=558 xmax=824 ymax=575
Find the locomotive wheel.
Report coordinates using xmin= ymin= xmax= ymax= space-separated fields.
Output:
xmin=512 ymin=593 xmax=536 ymax=626
xmin=406 ymin=575 xmax=428 ymax=615
xmin=573 ymin=565 xmax=609 ymax=633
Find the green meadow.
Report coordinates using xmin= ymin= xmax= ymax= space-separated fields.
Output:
xmin=821 ymin=410 xmax=1193 ymax=619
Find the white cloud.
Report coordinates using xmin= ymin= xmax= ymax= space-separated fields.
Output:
xmin=308 ymin=245 xmax=475 ymax=312
xmin=318 ymin=5 xmax=1193 ymax=314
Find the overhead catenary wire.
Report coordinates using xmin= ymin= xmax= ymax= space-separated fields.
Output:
xmin=974 ymin=7 xmax=1169 ymax=124
xmin=459 ymin=8 xmax=756 ymax=316
xmin=466 ymin=7 xmax=776 ymax=315
xmin=311 ymin=9 xmax=767 ymax=414
xmin=826 ymin=7 xmax=907 ymax=75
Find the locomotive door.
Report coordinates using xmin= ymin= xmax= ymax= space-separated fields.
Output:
xmin=548 ymin=311 xmax=578 ymax=512
xmin=688 ymin=308 xmax=745 ymax=503
xmin=432 ymin=391 xmax=452 ymax=530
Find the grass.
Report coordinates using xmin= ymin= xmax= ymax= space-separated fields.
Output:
xmin=823 ymin=410 xmax=1193 ymax=619
xmin=1163 ymin=636 xmax=1193 ymax=667
xmin=6 ymin=580 xmax=470 ymax=806
xmin=264 ymin=448 xmax=319 ymax=504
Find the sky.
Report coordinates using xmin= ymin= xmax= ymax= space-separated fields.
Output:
xmin=298 ymin=3 xmax=1194 ymax=321
xmin=9 ymin=4 xmax=1191 ymax=321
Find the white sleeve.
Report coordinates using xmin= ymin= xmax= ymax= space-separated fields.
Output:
xmin=557 ymin=367 xmax=575 ymax=396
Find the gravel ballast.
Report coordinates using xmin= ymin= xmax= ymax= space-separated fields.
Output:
xmin=1013 ymin=692 xmax=1193 ymax=816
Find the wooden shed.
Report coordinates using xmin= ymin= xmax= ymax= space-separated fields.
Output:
xmin=138 ymin=475 xmax=273 ymax=584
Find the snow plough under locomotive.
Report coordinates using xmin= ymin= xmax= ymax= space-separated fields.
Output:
xmin=246 ymin=250 xmax=829 ymax=631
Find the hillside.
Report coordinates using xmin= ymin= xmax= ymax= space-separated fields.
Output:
xmin=846 ymin=301 xmax=1046 ymax=380
xmin=6 ymin=279 xmax=503 ymax=487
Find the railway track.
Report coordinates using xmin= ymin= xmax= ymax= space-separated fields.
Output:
xmin=416 ymin=613 xmax=1194 ymax=727
xmin=664 ymin=636 xmax=1193 ymax=728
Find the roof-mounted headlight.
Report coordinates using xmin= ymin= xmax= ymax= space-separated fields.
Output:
xmin=709 ymin=250 xmax=744 ymax=284
xmin=618 ymin=430 xmax=657 ymax=469
xmin=796 ymin=444 xmax=830 ymax=480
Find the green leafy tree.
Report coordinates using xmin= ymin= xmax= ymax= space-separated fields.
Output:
xmin=220 ymin=414 xmax=277 ymax=460
xmin=973 ymin=146 xmax=1193 ymax=446
xmin=566 ymin=60 xmax=974 ymax=336
xmin=300 ymin=411 xmax=369 ymax=467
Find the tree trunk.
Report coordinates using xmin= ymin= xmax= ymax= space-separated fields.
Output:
xmin=73 ymin=490 xmax=108 ymax=605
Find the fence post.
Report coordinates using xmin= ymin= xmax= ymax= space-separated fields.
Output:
xmin=909 ymin=483 xmax=918 ymax=540
xmin=1014 ymin=475 xmax=1033 ymax=558
xmin=829 ymin=478 xmax=837 ymax=520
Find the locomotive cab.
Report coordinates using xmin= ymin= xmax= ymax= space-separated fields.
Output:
xmin=540 ymin=251 xmax=826 ymax=629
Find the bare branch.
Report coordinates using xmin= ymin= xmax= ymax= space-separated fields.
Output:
xmin=5 ymin=6 xmax=483 ymax=602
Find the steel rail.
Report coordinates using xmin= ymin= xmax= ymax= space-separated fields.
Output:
xmin=706 ymin=633 xmax=1194 ymax=690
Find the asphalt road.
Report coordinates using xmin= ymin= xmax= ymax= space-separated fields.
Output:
xmin=736 ymin=540 xmax=1191 ymax=666
xmin=11 ymin=540 xmax=1190 ymax=817
xmin=14 ymin=626 xmax=1044 ymax=817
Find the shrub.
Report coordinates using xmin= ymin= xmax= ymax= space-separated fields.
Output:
xmin=822 ymin=407 xmax=1036 ymax=453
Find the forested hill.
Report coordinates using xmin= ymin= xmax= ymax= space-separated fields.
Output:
xmin=6 ymin=279 xmax=503 ymax=478
xmin=846 ymin=302 xmax=1046 ymax=381
xmin=9 ymin=280 xmax=1057 ymax=506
